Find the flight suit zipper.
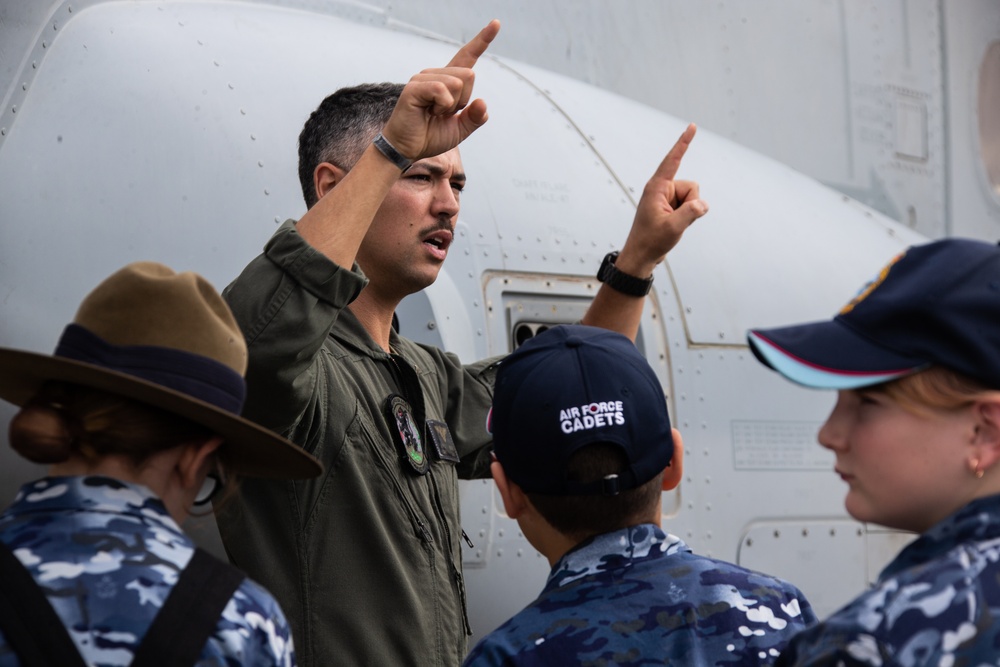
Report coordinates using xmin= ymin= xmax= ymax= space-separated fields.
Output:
xmin=428 ymin=470 xmax=472 ymax=637
xmin=387 ymin=350 xmax=471 ymax=637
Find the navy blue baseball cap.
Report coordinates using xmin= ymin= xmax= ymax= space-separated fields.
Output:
xmin=490 ymin=324 xmax=673 ymax=496
xmin=747 ymin=238 xmax=1000 ymax=390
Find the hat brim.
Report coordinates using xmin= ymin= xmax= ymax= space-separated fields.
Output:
xmin=747 ymin=320 xmax=930 ymax=390
xmin=0 ymin=348 xmax=322 ymax=479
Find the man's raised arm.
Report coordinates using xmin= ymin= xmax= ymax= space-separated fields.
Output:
xmin=295 ymin=19 xmax=501 ymax=268
xmin=581 ymin=123 xmax=709 ymax=341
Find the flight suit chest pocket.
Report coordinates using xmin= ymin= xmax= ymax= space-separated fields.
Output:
xmin=355 ymin=407 xmax=435 ymax=545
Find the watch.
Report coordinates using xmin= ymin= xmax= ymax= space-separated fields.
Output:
xmin=596 ymin=251 xmax=653 ymax=297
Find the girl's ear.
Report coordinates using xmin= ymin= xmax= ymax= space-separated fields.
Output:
xmin=971 ymin=397 xmax=1000 ymax=473
xmin=176 ymin=436 xmax=224 ymax=492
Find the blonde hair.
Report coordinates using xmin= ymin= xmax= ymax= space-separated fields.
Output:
xmin=880 ymin=367 xmax=999 ymax=415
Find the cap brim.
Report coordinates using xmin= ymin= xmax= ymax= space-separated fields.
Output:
xmin=0 ymin=348 xmax=322 ymax=479
xmin=747 ymin=320 xmax=929 ymax=389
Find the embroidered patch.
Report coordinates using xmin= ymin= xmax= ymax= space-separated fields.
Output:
xmin=384 ymin=394 xmax=429 ymax=475
xmin=840 ymin=250 xmax=905 ymax=315
xmin=426 ymin=419 xmax=460 ymax=463
xmin=557 ymin=400 xmax=625 ymax=434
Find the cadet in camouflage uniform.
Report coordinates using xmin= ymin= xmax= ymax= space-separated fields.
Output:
xmin=0 ymin=477 xmax=295 ymax=667
xmin=0 ymin=262 xmax=322 ymax=666
xmin=748 ymin=238 xmax=1000 ymax=666
xmin=465 ymin=325 xmax=816 ymax=666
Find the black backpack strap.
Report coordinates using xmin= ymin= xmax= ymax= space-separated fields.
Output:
xmin=0 ymin=540 xmax=88 ymax=667
xmin=130 ymin=547 xmax=245 ymax=667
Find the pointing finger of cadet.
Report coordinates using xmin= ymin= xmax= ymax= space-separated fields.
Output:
xmin=446 ymin=19 xmax=501 ymax=69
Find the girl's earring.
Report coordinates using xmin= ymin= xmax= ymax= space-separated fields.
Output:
xmin=971 ymin=458 xmax=985 ymax=479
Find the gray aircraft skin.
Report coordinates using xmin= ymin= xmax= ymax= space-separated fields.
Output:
xmin=0 ymin=0 xmax=994 ymax=646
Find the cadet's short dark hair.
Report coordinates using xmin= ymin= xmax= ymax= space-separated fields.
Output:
xmin=297 ymin=82 xmax=404 ymax=209
xmin=527 ymin=443 xmax=664 ymax=543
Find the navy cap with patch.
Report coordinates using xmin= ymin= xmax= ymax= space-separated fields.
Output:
xmin=747 ymin=238 xmax=1000 ymax=390
xmin=491 ymin=324 xmax=673 ymax=496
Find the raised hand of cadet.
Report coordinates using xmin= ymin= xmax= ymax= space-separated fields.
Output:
xmin=617 ymin=124 xmax=709 ymax=276
xmin=380 ymin=19 xmax=500 ymax=163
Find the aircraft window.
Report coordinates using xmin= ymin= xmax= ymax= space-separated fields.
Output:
xmin=513 ymin=322 xmax=551 ymax=348
xmin=894 ymin=98 xmax=927 ymax=161
xmin=482 ymin=272 xmax=650 ymax=359
xmin=980 ymin=41 xmax=1000 ymax=197
xmin=511 ymin=318 xmax=646 ymax=353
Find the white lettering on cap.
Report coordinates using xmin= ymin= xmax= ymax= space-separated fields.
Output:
xmin=559 ymin=399 xmax=625 ymax=434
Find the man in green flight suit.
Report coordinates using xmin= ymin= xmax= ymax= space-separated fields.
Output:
xmin=217 ymin=19 xmax=709 ymax=666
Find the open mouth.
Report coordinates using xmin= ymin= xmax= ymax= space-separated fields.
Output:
xmin=423 ymin=230 xmax=453 ymax=256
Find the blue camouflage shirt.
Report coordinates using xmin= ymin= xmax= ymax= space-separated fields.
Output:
xmin=463 ymin=524 xmax=816 ymax=666
xmin=0 ymin=476 xmax=296 ymax=667
xmin=776 ymin=494 xmax=1000 ymax=666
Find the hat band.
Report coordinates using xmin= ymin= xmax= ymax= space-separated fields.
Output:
xmin=54 ymin=324 xmax=246 ymax=414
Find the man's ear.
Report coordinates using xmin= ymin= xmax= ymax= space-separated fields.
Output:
xmin=313 ymin=162 xmax=348 ymax=202
xmin=491 ymin=460 xmax=529 ymax=520
xmin=176 ymin=436 xmax=224 ymax=493
xmin=972 ymin=398 xmax=1000 ymax=472
xmin=662 ymin=428 xmax=684 ymax=491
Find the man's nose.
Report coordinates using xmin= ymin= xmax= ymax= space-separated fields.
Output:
xmin=431 ymin=181 xmax=460 ymax=218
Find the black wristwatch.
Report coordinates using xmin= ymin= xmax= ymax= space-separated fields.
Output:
xmin=596 ymin=251 xmax=653 ymax=297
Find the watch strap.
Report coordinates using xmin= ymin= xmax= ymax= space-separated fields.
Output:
xmin=597 ymin=251 xmax=653 ymax=297
xmin=372 ymin=132 xmax=413 ymax=171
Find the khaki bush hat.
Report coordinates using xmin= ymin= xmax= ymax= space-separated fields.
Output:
xmin=0 ymin=261 xmax=322 ymax=479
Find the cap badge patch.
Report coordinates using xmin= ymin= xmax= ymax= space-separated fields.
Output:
xmin=559 ymin=400 xmax=625 ymax=434
xmin=840 ymin=250 xmax=905 ymax=315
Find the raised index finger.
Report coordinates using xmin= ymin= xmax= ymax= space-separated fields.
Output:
xmin=446 ymin=19 xmax=501 ymax=68
xmin=652 ymin=123 xmax=697 ymax=182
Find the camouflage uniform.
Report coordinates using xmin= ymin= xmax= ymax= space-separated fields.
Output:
xmin=463 ymin=523 xmax=816 ymax=666
xmin=776 ymin=494 xmax=1000 ymax=666
xmin=0 ymin=476 xmax=295 ymax=667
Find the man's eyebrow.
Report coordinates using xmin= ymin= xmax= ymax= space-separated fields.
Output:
xmin=414 ymin=162 xmax=467 ymax=182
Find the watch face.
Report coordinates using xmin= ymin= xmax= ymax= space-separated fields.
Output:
xmin=598 ymin=252 xmax=618 ymax=281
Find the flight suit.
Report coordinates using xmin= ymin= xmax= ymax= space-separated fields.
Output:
xmin=218 ymin=220 xmax=497 ymax=666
